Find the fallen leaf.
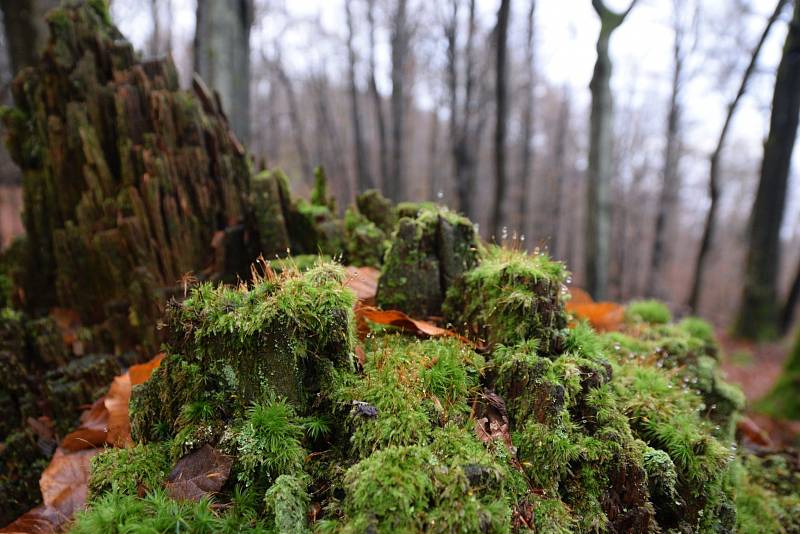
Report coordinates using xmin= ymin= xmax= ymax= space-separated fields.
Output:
xmin=473 ymin=391 xmax=514 ymax=452
xmin=106 ymin=353 xmax=164 ymax=447
xmin=0 ymin=505 xmax=60 ymax=534
xmin=566 ymin=302 xmax=625 ymax=332
xmin=737 ymin=416 xmax=772 ymax=448
xmin=129 ymin=352 xmax=165 ymax=386
xmin=567 ymin=287 xmax=594 ymax=305
xmin=40 ymin=448 xmax=97 ymax=518
xmin=166 ymin=445 xmax=233 ymax=501
xmin=344 ymin=266 xmax=380 ymax=304
xmin=357 ymin=306 xmax=471 ymax=344
xmin=49 ymin=308 xmax=81 ymax=349
xmin=354 ymin=345 xmax=366 ymax=367
xmin=61 ymin=398 xmax=108 ymax=451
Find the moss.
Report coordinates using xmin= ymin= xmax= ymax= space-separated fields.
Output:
xmin=264 ymin=474 xmax=311 ymax=533
xmin=130 ymin=263 xmax=356 ymax=443
xmin=69 ymin=489 xmax=272 ymax=533
xmin=343 ymin=208 xmax=387 ymax=267
xmin=0 ymin=429 xmax=50 ymax=525
xmin=756 ymin=329 xmax=800 ymax=419
xmin=356 ymin=189 xmax=396 ymax=233
xmin=444 ymin=246 xmax=568 ymax=354
xmin=625 ymin=299 xmax=672 ymax=324
xmin=88 ymin=443 xmax=171 ymax=499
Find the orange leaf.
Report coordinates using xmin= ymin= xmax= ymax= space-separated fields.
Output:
xmin=567 ymin=287 xmax=594 ymax=305
xmin=344 ymin=266 xmax=380 ymax=304
xmin=60 ymin=398 xmax=108 ymax=451
xmin=40 ymin=448 xmax=97 ymax=518
xmin=357 ymin=306 xmax=468 ymax=342
xmin=566 ymin=301 xmax=625 ymax=332
xmin=0 ymin=505 xmax=60 ymax=534
xmin=129 ymin=352 xmax=164 ymax=385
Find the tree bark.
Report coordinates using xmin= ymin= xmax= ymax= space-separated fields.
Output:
xmin=734 ymin=0 xmax=800 ymax=340
xmin=388 ymin=0 xmax=410 ymax=202
xmin=345 ymin=1 xmax=373 ymax=194
xmin=518 ymin=0 xmax=536 ymax=238
xmin=194 ymin=0 xmax=253 ymax=144
xmin=550 ymin=87 xmax=570 ymax=259
xmin=366 ymin=0 xmax=389 ymax=191
xmin=0 ymin=0 xmax=57 ymax=74
xmin=490 ymin=0 xmax=511 ymax=239
xmin=272 ymin=57 xmax=313 ymax=183
xmin=648 ymin=0 xmax=686 ymax=299
xmin=782 ymin=256 xmax=800 ymax=334
xmin=585 ymin=0 xmax=637 ymax=300
xmin=688 ymin=0 xmax=787 ymax=313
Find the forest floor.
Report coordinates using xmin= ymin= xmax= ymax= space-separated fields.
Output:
xmin=718 ymin=331 xmax=800 ymax=447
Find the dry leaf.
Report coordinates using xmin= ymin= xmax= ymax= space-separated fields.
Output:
xmin=344 ymin=266 xmax=380 ymax=304
xmin=0 ymin=505 xmax=60 ymax=534
xmin=737 ymin=416 xmax=772 ymax=448
xmin=130 ymin=353 xmax=164 ymax=386
xmin=357 ymin=306 xmax=471 ymax=344
xmin=40 ymin=448 xmax=97 ymax=518
xmin=165 ymin=445 xmax=233 ymax=501
xmin=565 ymin=288 xmax=625 ymax=332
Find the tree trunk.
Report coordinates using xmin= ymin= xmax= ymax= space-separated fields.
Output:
xmin=518 ymin=0 xmax=536 ymax=238
xmin=648 ymin=1 xmax=685 ymax=299
xmin=148 ymin=0 xmax=161 ymax=57
xmin=345 ymin=0 xmax=373 ymax=194
xmin=427 ymin=106 xmax=440 ymax=199
xmin=388 ymin=0 xmax=409 ymax=202
xmin=366 ymin=0 xmax=389 ymax=191
xmin=451 ymin=0 xmax=478 ymax=220
xmin=586 ymin=0 xmax=637 ymax=300
xmin=688 ymin=0 xmax=787 ymax=313
xmin=734 ymin=0 xmax=800 ymax=340
xmin=0 ymin=0 xmax=57 ymax=74
xmin=194 ymin=0 xmax=253 ymax=144
xmin=490 ymin=0 xmax=511 ymax=239
xmin=313 ymin=74 xmax=350 ymax=207
xmin=782 ymin=256 xmax=800 ymax=334
xmin=550 ymin=87 xmax=570 ymax=259
xmin=273 ymin=59 xmax=313 ymax=183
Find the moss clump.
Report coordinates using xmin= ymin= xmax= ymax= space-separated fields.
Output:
xmin=756 ymin=329 xmax=800 ymax=419
xmin=356 ymin=189 xmax=396 ymax=233
xmin=264 ymin=474 xmax=311 ymax=533
xmin=88 ymin=443 xmax=171 ymax=499
xmin=0 ymin=429 xmax=50 ymax=526
xmin=343 ymin=208 xmax=388 ymax=267
xmin=625 ymin=299 xmax=672 ymax=324
xmin=377 ymin=205 xmax=479 ymax=317
xmin=69 ymin=489 xmax=272 ymax=533
xmin=444 ymin=246 xmax=568 ymax=354
xmin=130 ymin=263 xmax=356 ymax=443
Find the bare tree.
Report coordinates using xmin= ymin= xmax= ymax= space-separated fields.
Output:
xmin=388 ymin=0 xmax=410 ymax=201
xmin=550 ymin=86 xmax=570 ymax=259
xmin=782 ymin=257 xmax=800 ymax=333
xmin=735 ymin=0 xmax=800 ymax=339
xmin=269 ymin=53 xmax=313 ymax=182
xmin=585 ymin=0 xmax=638 ymax=300
xmin=345 ymin=1 xmax=373 ymax=194
xmin=648 ymin=0 xmax=694 ymax=298
xmin=194 ymin=0 xmax=253 ymax=143
xmin=0 ymin=0 xmax=57 ymax=74
xmin=490 ymin=0 xmax=511 ymax=238
xmin=688 ymin=0 xmax=788 ymax=312
xmin=366 ymin=0 xmax=389 ymax=190
xmin=518 ymin=0 xmax=536 ymax=237
xmin=311 ymin=73 xmax=350 ymax=205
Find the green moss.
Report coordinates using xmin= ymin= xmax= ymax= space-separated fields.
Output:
xmin=756 ymin=329 xmax=800 ymax=419
xmin=264 ymin=474 xmax=311 ymax=533
xmin=343 ymin=208 xmax=387 ymax=267
xmin=444 ymin=246 xmax=568 ymax=354
xmin=69 ymin=489 xmax=272 ymax=533
xmin=356 ymin=189 xmax=396 ymax=233
xmin=625 ymin=299 xmax=672 ymax=324
xmin=88 ymin=443 xmax=171 ymax=499
xmin=226 ymin=398 xmax=307 ymax=487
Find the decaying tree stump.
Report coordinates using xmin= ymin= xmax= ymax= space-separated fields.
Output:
xmin=2 ymin=2 xmax=250 ymax=355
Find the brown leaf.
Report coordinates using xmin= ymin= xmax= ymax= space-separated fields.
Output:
xmin=357 ymin=306 xmax=471 ymax=344
xmin=566 ymin=301 xmax=625 ymax=332
xmin=40 ymin=448 xmax=97 ymax=518
xmin=737 ymin=416 xmax=772 ymax=448
xmin=473 ymin=391 xmax=514 ymax=452
xmin=106 ymin=353 xmax=164 ymax=447
xmin=344 ymin=266 xmax=380 ymax=304
xmin=166 ymin=445 xmax=233 ymax=501
xmin=355 ymin=345 xmax=366 ymax=367
xmin=61 ymin=398 xmax=108 ymax=451
xmin=0 ymin=505 xmax=60 ymax=534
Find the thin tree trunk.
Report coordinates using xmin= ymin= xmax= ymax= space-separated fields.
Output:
xmin=366 ymin=0 xmax=388 ymax=191
xmin=194 ymin=0 xmax=253 ymax=144
xmin=452 ymin=0 xmax=478 ymax=220
xmin=648 ymin=1 xmax=685 ymax=299
xmin=313 ymin=75 xmax=350 ymax=207
xmin=428 ymin=107 xmax=440 ymax=199
xmin=735 ymin=0 xmax=800 ymax=340
xmin=388 ymin=0 xmax=409 ymax=202
xmin=518 ymin=0 xmax=536 ymax=237
xmin=782 ymin=256 xmax=800 ymax=334
xmin=688 ymin=0 xmax=787 ymax=312
xmin=550 ymin=87 xmax=570 ymax=259
xmin=345 ymin=1 xmax=373 ymax=194
xmin=586 ymin=0 xmax=637 ymax=300
xmin=148 ymin=0 xmax=161 ymax=57
xmin=0 ymin=0 xmax=57 ymax=74
xmin=273 ymin=59 xmax=313 ymax=183
xmin=490 ymin=0 xmax=511 ymax=239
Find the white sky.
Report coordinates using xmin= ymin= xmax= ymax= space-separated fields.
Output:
xmin=112 ymin=0 xmax=799 ymax=235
